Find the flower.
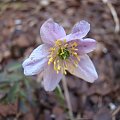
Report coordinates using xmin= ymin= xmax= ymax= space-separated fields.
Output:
xmin=22 ymin=18 xmax=98 ymax=91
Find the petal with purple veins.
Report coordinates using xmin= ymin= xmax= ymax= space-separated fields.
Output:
xmin=71 ymin=20 xmax=90 ymax=38
xmin=66 ymin=38 xmax=96 ymax=54
xmin=77 ymin=38 xmax=97 ymax=54
xmin=60 ymin=20 xmax=90 ymax=42
xmin=22 ymin=44 xmax=50 ymax=76
xmin=43 ymin=64 xmax=63 ymax=91
xmin=40 ymin=18 xmax=66 ymax=45
xmin=67 ymin=54 xmax=98 ymax=83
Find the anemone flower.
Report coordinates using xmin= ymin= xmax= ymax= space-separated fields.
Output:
xmin=22 ymin=18 xmax=98 ymax=91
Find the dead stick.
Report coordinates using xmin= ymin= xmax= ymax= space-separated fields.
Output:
xmin=102 ymin=0 xmax=120 ymax=33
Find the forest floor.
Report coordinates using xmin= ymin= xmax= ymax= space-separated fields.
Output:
xmin=0 ymin=0 xmax=120 ymax=120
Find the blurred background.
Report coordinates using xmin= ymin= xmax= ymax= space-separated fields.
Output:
xmin=0 ymin=0 xmax=120 ymax=120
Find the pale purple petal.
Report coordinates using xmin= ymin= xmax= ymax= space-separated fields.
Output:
xmin=66 ymin=38 xmax=96 ymax=54
xmin=43 ymin=64 xmax=63 ymax=91
xmin=22 ymin=44 xmax=50 ymax=76
xmin=60 ymin=20 xmax=90 ymax=42
xmin=71 ymin=20 xmax=90 ymax=38
xmin=67 ymin=54 xmax=98 ymax=83
xmin=75 ymin=38 xmax=96 ymax=54
xmin=40 ymin=18 xmax=66 ymax=45
xmin=77 ymin=38 xmax=96 ymax=54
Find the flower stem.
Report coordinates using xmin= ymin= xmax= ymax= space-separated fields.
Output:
xmin=62 ymin=76 xmax=74 ymax=120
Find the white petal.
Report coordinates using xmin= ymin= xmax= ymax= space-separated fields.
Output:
xmin=68 ymin=54 xmax=98 ymax=83
xmin=22 ymin=44 xmax=50 ymax=76
xmin=40 ymin=18 xmax=66 ymax=45
xmin=43 ymin=64 xmax=63 ymax=91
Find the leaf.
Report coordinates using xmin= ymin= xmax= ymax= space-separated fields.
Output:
xmin=19 ymin=99 xmax=28 ymax=113
xmin=54 ymin=85 xmax=64 ymax=107
xmin=5 ymin=82 xmax=20 ymax=103
xmin=0 ymin=72 xmax=6 ymax=81
xmin=5 ymin=61 xmax=22 ymax=72
xmin=24 ymin=78 xmax=36 ymax=107
xmin=19 ymin=90 xmax=27 ymax=100
xmin=0 ymin=72 xmax=23 ymax=84
xmin=7 ymin=73 xmax=23 ymax=82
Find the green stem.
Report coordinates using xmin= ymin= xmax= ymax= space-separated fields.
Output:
xmin=62 ymin=76 xmax=74 ymax=120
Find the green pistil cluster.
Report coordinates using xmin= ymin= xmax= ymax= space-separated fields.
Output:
xmin=58 ymin=48 xmax=70 ymax=60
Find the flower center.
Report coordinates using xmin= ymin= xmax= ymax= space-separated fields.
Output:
xmin=48 ymin=39 xmax=80 ymax=74
xmin=58 ymin=48 xmax=70 ymax=60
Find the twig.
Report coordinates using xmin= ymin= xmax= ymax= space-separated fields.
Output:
xmin=62 ymin=76 xmax=74 ymax=120
xmin=102 ymin=0 xmax=120 ymax=33
xmin=112 ymin=106 xmax=120 ymax=120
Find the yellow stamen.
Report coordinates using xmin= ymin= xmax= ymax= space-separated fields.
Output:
xmin=48 ymin=40 xmax=80 ymax=74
